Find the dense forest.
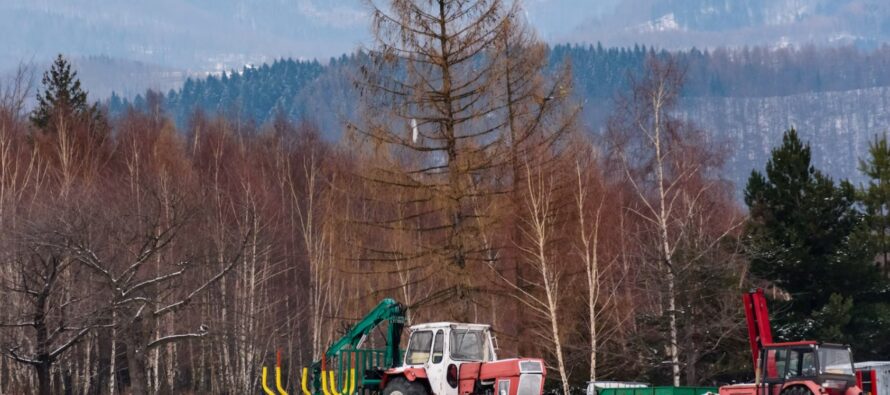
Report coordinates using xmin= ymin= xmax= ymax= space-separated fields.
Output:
xmin=109 ymin=43 xmax=890 ymax=186
xmin=2 ymin=1 xmax=890 ymax=395
xmin=113 ymin=44 xmax=890 ymax=127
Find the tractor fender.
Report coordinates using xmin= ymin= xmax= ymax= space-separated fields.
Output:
xmin=382 ymin=367 xmax=428 ymax=388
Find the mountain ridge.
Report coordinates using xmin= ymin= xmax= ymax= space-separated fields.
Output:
xmin=106 ymin=44 xmax=890 ymax=191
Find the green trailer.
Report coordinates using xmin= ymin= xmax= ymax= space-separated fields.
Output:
xmin=596 ymin=387 xmax=718 ymax=395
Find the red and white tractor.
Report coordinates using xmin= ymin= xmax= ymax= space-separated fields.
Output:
xmin=381 ymin=322 xmax=546 ymax=395
xmin=302 ymin=300 xmax=546 ymax=395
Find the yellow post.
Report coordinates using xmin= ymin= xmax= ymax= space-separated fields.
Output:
xmin=275 ymin=365 xmax=289 ymax=395
xmin=262 ymin=367 xmax=277 ymax=395
xmin=321 ymin=370 xmax=332 ymax=395
xmin=340 ymin=369 xmax=349 ymax=395
xmin=301 ymin=368 xmax=312 ymax=395
xmin=347 ymin=369 xmax=356 ymax=395
xmin=328 ymin=371 xmax=342 ymax=395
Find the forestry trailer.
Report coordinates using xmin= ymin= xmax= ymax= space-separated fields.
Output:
xmin=301 ymin=298 xmax=546 ymax=395
xmin=719 ymin=289 xmax=863 ymax=395
xmin=855 ymin=362 xmax=889 ymax=395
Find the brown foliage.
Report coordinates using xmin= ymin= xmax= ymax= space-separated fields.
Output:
xmin=0 ymin=47 xmax=750 ymax=395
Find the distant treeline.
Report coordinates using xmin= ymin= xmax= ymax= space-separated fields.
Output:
xmin=108 ymin=44 xmax=890 ymax=129
xmin=559 ymin=43 xmax=890 ymax=98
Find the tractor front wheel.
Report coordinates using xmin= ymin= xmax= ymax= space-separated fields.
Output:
xmin=383 ymin=377 xmax=429 ymax=395
xmin=781 ymin=386 xmax=813 ymax=395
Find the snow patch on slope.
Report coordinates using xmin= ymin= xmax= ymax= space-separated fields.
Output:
xmin=632 ymin=13 xmax=683 ymax=33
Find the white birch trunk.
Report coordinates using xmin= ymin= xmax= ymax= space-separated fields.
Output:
xmin=652 ymin=78 xmax=681 ymax=387
xmin=110 ymin=311 xmax=117 ymax=395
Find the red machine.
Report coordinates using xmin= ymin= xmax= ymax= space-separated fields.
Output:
xmin=381 ymin=323 xmax=545 ymax=395
xmin=719 ymin=289 xmax=863 ymax=395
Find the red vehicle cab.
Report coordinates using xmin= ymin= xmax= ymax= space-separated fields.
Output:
xmin=719 ymin=289 xmax=862 ymax=395
xmin=721 ymin=341 xmax=860 ymax=395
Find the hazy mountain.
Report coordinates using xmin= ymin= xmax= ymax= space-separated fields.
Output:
xmin=565 ymin=0 xmax=890 ymax=50
xmin=7 ymin=0 xmax=890 ymax=101
xmin=69 ymin=56 xmax=187 ymax=99
xmin=111 ymin=44 xmax=890 ymax=190
xmin=0 ymin=0 xmax=367 ymax=73
xmin=680 ymin=87 xmax=890 ymax=186
xmin=7 ymin=0 xmax=890 ymax=74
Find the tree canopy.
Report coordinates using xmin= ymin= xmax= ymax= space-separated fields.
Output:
xmin=31 ymin=54 xmax=98 ymax=130
xmin=744 ymin=128 xmax=890 ymax=357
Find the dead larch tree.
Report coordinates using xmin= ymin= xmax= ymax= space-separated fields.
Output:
xmin=353 ymin=0 xmax=521 ymax=317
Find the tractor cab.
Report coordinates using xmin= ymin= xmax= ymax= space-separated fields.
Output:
xmin=403 ymin=323 xmax=497 ymax=367
xmin=758 ymin=342 xmax=858 ymax=395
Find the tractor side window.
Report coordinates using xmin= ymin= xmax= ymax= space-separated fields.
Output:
xmin=786 ymin=349 xmax=816 ymax=378
xmin=765 ymin=349 xmax=788 ymax=380
xmin=406 ymin=331 xmax=433 ymax=365
xmin=450 ymin=329 xmax=491 ymax=361
xmin=432 ymin=330 xmax=444 ymax=364
xmin=786 ymin=350 xmax=802 ymax=378
xmin=801 ymin=351 xmax=816 ymax=376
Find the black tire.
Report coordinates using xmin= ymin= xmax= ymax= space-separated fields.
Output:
xmin=781 ymin=386 xmax=812 ymax=395
xmin=383 ymin=377 xmax=429 ymax=395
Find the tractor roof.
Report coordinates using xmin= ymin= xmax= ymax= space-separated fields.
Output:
xmin=762 ymin=341 xmax=849 ymax=349
xmin=409 ymin=322 xmax=491 ymax=331
xmin=763 ymin=341 xmax=818 ymax=348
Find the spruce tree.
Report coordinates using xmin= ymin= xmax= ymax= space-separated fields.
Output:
xmin=858 ymin=133 xmax=890 ymax=278
xmin=30 ymin=54 xmax=97 ymax=131
xmin=744 ymin=129 xmax=880 ymax=335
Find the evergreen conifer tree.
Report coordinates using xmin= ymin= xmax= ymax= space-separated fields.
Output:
xmin=30 ymin=54 xmax=99 ymax=131
xmin=858 ymin=133 xmax=890 ymax=278
xmin=744 ymin=129 xmax=889 ymax=356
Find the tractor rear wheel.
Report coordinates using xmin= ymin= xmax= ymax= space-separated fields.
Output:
xmin=383 ymin=377 xmax=429 ymax=395
xmin=781 ymin=386 xmax=813 ymax=395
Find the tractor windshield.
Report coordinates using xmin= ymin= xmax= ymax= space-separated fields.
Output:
xmin=450 ymin=329 xmax=491 ymax=361
xmin=406 ymin=331 xmax=433 ymax=365
xmin=818 ymin=347 xmax=853 ymax=375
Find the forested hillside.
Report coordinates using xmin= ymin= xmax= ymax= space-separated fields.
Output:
xmin=117 ymin=44 xmax=890 ymax=187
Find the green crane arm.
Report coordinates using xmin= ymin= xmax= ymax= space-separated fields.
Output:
xmin=309 ymin=299 xmax=406 ymax=395
xmin=322 ymin=298 xmax=406 ymax=367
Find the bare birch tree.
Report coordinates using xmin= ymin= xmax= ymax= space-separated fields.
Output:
xmin=518 ymin=165 xmax=570 ymax=395
xmin=573 ymin=147 xmax=616 ymax=382
xmin=486 ymin=163 xmax=571 ymax=395
xmin=491 ymin=13 xmax=577 ymax=352
xmin=609 ymin=57 xmax=744 ymax=386
xmin=0 ymin=64 xmax=37 ymax=223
